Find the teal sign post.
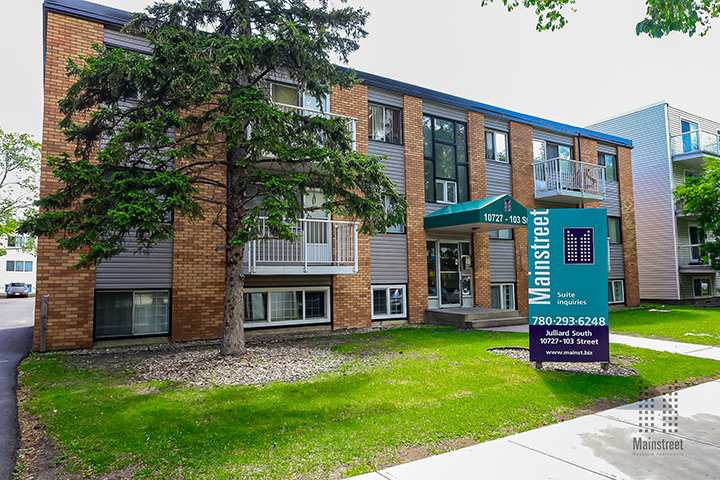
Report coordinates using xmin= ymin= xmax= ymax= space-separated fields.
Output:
xmin=527 ymin=208 xmax=609 ymax=363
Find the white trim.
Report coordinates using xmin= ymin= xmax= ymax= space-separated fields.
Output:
xmin=665 ymin=103 xmax=682 ymax=300
xmin=243 ymin=286 xmax=331 ymax=327
xmin=491 ymin=283 xmax=516 ymax=310
xmin=371 ymin=284 xmax=407 ymax=319
xmin=435 ymin=180 xmax=457 ymax=204
xmin=609 ymin=279 xmax=625 ymax=304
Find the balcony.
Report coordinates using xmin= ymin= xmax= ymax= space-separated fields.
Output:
xmin=244 ymin=217 xmax=359 ymax=275
xmin=678 ymin=244 xmax=712 ymax=273
xmin=533 ymin=158 xmax=606 ymax=204
xmin=258 ymin=103 xmax=357 ymax=159
xmin=670 ymin=131 xmax=720 ymax=168
xmin=674 ymin=199 xmax=699 ymax=216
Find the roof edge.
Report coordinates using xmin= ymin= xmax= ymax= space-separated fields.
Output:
xmin=44 ymin=0 xmax=133 ymax=28
xmin=585 ymin=101 xmax=668 ymax=128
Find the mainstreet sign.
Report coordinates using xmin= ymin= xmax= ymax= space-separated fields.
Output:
xmin=527 ymin=208 xmax=610 ymax=363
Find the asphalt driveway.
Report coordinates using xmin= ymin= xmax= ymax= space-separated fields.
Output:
xmin=0 ymin=297 xmax=35 ymax=479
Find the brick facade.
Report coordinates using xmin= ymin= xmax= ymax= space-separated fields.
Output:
xmin=509 ymin=121 xmax=535 ymax=315
xmin=330 ymin=85 xmax=373 ymax=329
xmin=579 ymin=137 xmax=602 ymax=209
xmin=618 ymin=146 xmax=641 ymax=307
xmin=403 ymin=95 xmax=427 ymax=323
xmin=468 ymin=112 xmax=491 ymax=308
xmin=35 ymin=13 xmax=104 ymax=350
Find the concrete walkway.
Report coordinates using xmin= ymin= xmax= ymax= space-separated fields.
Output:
xmin=350 ymin=332 xmax=720 ymax=480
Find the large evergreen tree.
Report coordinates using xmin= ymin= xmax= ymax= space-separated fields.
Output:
xmin=21 ymin=0 xmax=406 ymax=355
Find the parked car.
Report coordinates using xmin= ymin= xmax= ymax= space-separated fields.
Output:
xmin=7 ymin=283 xmax=29 ymax=298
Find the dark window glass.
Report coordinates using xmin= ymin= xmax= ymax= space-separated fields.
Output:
xmin=389 ymin=288 xmax=404 ymax=315
xmin=600 ymin=154 xmax=618 ymax=181
xmin=435 ymin=144 xmax=456 ymax=179
xmin=485 ymin=132 xmax=495 ymax=160
xmin=244 ymin=292 xmax=267 ymax=321
xmin=372 ymin=289 xmax=387 ymax=315
xmin=7 ymin=236 xmax=16 ymax=248
xmin=423 ymin=116 xmax=433 ymax=157
xmin=305 ymin=291 xmax=326 ymax=318
xmin=96 ymin=292 xmax=134 ymax=338
xmin=458 ymin=166 xmax=468 ymax=203
xmin=424 ymin=160 xmax=435 ymax=201
xmin=489 ymin=229 xmax=513 ymax=240
xmin=427 ymin=241 xmax=437 ymax=297
xmin=425 ymin=115 xmax=467 ymax=204
xmin=608 ymin=217 xmax=622 ymax=244
xmin=434 ymin=118 xmax=455 ymax=143
xmin=457 ymin=124 xmax=467 ymax=163
xmin=25 ymin=261 xmax=33 ymax=272
xmin=368 ymin=104 xmax=402 ymax=144
xmin=6 ymin=261 xmax=14 ymax=272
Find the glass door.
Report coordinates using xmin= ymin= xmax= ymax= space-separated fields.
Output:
xmin=439 ymin=243 xmax=460 ymax=306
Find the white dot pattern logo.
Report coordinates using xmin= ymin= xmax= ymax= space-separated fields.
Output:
xmin=564 ymin=228 xmax=594 ymax=265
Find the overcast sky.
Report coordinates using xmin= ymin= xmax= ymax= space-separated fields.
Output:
xmin=2 ymin=0 xmax=719 ymax=142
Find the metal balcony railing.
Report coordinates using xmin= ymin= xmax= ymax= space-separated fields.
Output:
xmin=670 ymin=130 xmax=720 ymax=156
xmin=533 ymin=158 xmax=606 ymax=199
xmin=245 ymin=216 xmax=359 ymax=274
xmin=678 ymin=244 xmax=711 ymax=269
xmin=273 ymin=102 xmax=357 ymax=151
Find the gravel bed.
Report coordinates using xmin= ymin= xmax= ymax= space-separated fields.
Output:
xmin=488 ymin=347 xmax=638 ymax=376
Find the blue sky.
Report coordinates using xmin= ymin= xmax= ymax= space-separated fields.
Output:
xmin=2 ymin=0 xmax=719 ymax=142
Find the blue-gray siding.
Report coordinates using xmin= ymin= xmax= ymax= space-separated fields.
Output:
xmin=423 ymin=101 xmax=467 ymax=122
xmin=104 ymin=29 xmax=152 ymax=53
xmin=601 ymin=181 xmax=621 ymax=217
xmin=609 ymin=244 xmax=625 ymax=280
xmin=597 ymin=143 xmax=617 ymax=155
xmin=484 ymin=116 xmax=509 ymax=132
xmin=370 ymin=234 xmax=408 ymax=284
xmin=367 ymin=88 xmax=403 ymax=108
xmin=588 ymin=103 xmax=679 ymax=300
xmin=95 ymin=233 xmax=173 ymax=289
xmin=368 ymin=141 xmax=405 ymax=194
xmin=533 ymin=129 xmax=574 ymax=147
xmin=486 ymin=161 xmax=512 ymax=197
xmin=489 ymin=240 xmax=516 ymax=282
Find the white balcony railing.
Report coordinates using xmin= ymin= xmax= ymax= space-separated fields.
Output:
xmin=533 ymin=158 xmax=606 ymax=200
xmin=678 ymin=244 xmax=711 ymax=269
xmin=245 ymin=216 xmax=359 ymax=275
xmin=670 ymin=130 xmax=720 ymax=157
xmin=273 ymin=102 xmax=357 ymax=151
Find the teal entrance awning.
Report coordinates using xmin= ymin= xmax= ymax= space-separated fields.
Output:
xmin=424 ymin=194 xmax=528 ymax=233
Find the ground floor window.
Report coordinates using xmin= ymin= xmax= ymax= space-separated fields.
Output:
xmin=244 ymin=287 xmax=330 ymax=327
xmin=372 ymin=285 xmax=407 ymax=319
xmin=491 ymin=284 xmax=515 ymax=310
xmin=609 ymin=280 xmax=624 ymax=303
xmin=95 ymin=290 xmax=170 ymax=338
xmin=693 ymin=277 xmax=712 ymax=297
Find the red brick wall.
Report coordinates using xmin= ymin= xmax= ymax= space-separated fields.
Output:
xmin=403 ymin=95 xmax=427 ymax=323
xmin=330 ymin=85 xmax=372 ymax=328
xmin=580 ymin=137 xmax=602 ymax=209
xmin=510 ymin=121 xmax=535 ymax=315
xmin=468 ymin=112 xmax=491 ymax=308
xmin=618 ymin=146 xmax=640 ymax=307
xmin=35 ymin=13 xmax=105 ymax=350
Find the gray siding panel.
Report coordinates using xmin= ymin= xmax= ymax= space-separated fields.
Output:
xmin=104 ymin=29 xmax=152 ymax=54
xmin=535 ymin=200 xmax=575 ymax=210
xmin=367 ymin=88 xmax=403 ymax=108
xmin=489 ymin=240 xmax=516 ymax=282
xmin=95 ymin=234 xmax=173 ymax=289
xmin=370 ymin=234 xmax=408 ymax=284
xmin=426 ymin=202 xmax=445 ymax=215
xmin=244 ymin=275 xmax=332 ymax=287
xmin=597 ymin=143 xmax=618 ymax=155
xmin=601 ymin=181 xmax=621 ymax=217
xmin=423 ymin=101 xmax=467 ymax=122
xmin=368 ymin=142 xmax=405 ymax=194
xmin=484 ymin=116 xmax=509 ymax=132
xmin=589 ymin=103 xmax=680 ymax=300
xmin=667 ymin=106 xmax=720 ymax=137
xmin=609 ymin=244 xmax=625 ymax=280
xmin=533 ymin=129 xmax=574 ymax=146
xmin=486 ymin=161 xmax=512 ymax=197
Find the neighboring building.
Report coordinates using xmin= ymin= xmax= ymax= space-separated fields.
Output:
xmin=589 ymin=103 xmax=720 ymax=303
xmin=37 ymin=0 xmax=640 ymax=351
xmin=1 ymin=235 xmax=37 ymax=295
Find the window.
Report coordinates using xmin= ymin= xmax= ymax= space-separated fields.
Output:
xmin=485 ymin=131 xmax=508 ymax=163
xmin=372 ymin=285 xmax=406 ymax=319
xmin=491 ymin=284 xmax=515 ymax=310
xmin=599 ymin=153 xmax=618 ymax=181
xmin=6 ymin=261 xmax=14 ymax=272
xmin=95 ymin=290 xmax=169 ymax=338
xmin=242 ymin=287 xmax=330 ymax=326
xmin=6 ymin=236 xmax=26 ymax=248
xmin=608 ymin=217 xmax=622 ymax=244
xmin=427 ymin=241 xmax=437 ymax=297
xmin=489 ymin=229 xmax=513 ymax=240
xmin=533 ymin=140 xmax=546 ymax=163
xmin=689 ymin=226 xmax=706 ymax=263
xmin=608 ymin=280 xmax=624 ymax=303
xmin=693 ymin=277 xmax=712 ymax=297
xmin=684 ymin=170 xmax=702 ymax=182
xmin=546 ymin=143 xmax=573 ymax=160
xmin=681 ymin=120 xmax=699 ymax=153
xmin=271 ymin=83 xmax=329 ymax=112
xmin=5 ymin=260 xmax=31 ymax=272
xmin=383 ymin=195 xmax=405 ymax=234
xmin=368 ymin=104 xmax=402 ymax=144
xmin=424 ymin=115 xmax=468 ymax=204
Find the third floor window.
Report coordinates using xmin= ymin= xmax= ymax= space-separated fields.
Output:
xmin=368 ymin=104 xmax=402 ymax=144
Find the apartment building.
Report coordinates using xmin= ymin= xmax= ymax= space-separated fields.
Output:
xmin=589 ymin=103 xmax=720 ymax=303
xmin=37 ymin=0 xmax=640 ymax=351
xmin=2 ymin=235 xmax=37 ymax=295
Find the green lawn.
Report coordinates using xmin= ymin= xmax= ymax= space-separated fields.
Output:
xmin=19 ymin=327 xmax=720 ymax=479
xmin=611 ymin=304 xmax=720 ymax=345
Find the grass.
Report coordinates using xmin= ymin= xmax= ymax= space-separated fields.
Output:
xmin=19 ymin=327 xmax=720 ymax=479
xmin=611 ymin=304 xmax=720 ymax=345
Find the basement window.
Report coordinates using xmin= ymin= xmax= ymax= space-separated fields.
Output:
xmin=243 ymin=287 xmax=330 ymax=327
xmin=372 ymin=285 xmax=407 ymax=319
xmin=95 ymin=290 xmax=169 ymax=338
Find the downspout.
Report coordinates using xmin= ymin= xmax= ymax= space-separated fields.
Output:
xmin=577 ymin=133 xmax=584 ymax=208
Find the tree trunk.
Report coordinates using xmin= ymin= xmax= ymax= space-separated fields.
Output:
xmin=220 ymin=146 xmax=247 ymax=356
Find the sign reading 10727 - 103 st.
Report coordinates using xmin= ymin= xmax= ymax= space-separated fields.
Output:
xmin=527 ymin=208 xmax=609 ymax=363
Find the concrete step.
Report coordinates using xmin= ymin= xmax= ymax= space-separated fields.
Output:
xmin=467 ymin=316 xmax=528 ymax=329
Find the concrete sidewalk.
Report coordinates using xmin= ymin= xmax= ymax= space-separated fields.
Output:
xmin=350 ymin=333 xmax=720 ymax=480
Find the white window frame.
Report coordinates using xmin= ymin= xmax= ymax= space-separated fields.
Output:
xmin=270 ymin=83 xmax=330 ymax=112
xmin=384 ymin=195 xmax=405 ymax=233
xmin=95 ymin=290 xmax=170 ymax=338
xmin=491 ymin=283 xmax=515 ymax=310
xmin=692 ymin=277 xmax=712 ymax=298
xmin=435 ymin=179 xmax=457 ymax=204
xmin=243 ymin=286 xmax=331 ymax=327
xmin=533 ymin=139 xmax=546 ymax=163
xmin=371 ymin=285 xmax=407 ymax=319
xmin=609 ymin=280 xmax=625 ymax=304
xmin=486 ymin=130 xmax=509 ymax=163
xmin=368 ymin=103 xmax=403 ymax=145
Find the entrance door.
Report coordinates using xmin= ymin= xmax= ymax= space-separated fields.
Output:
xmin=439 ymin=243 xmax=461 ymax=306
xmin=304 ymin=190 xmax=331 ymax=263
